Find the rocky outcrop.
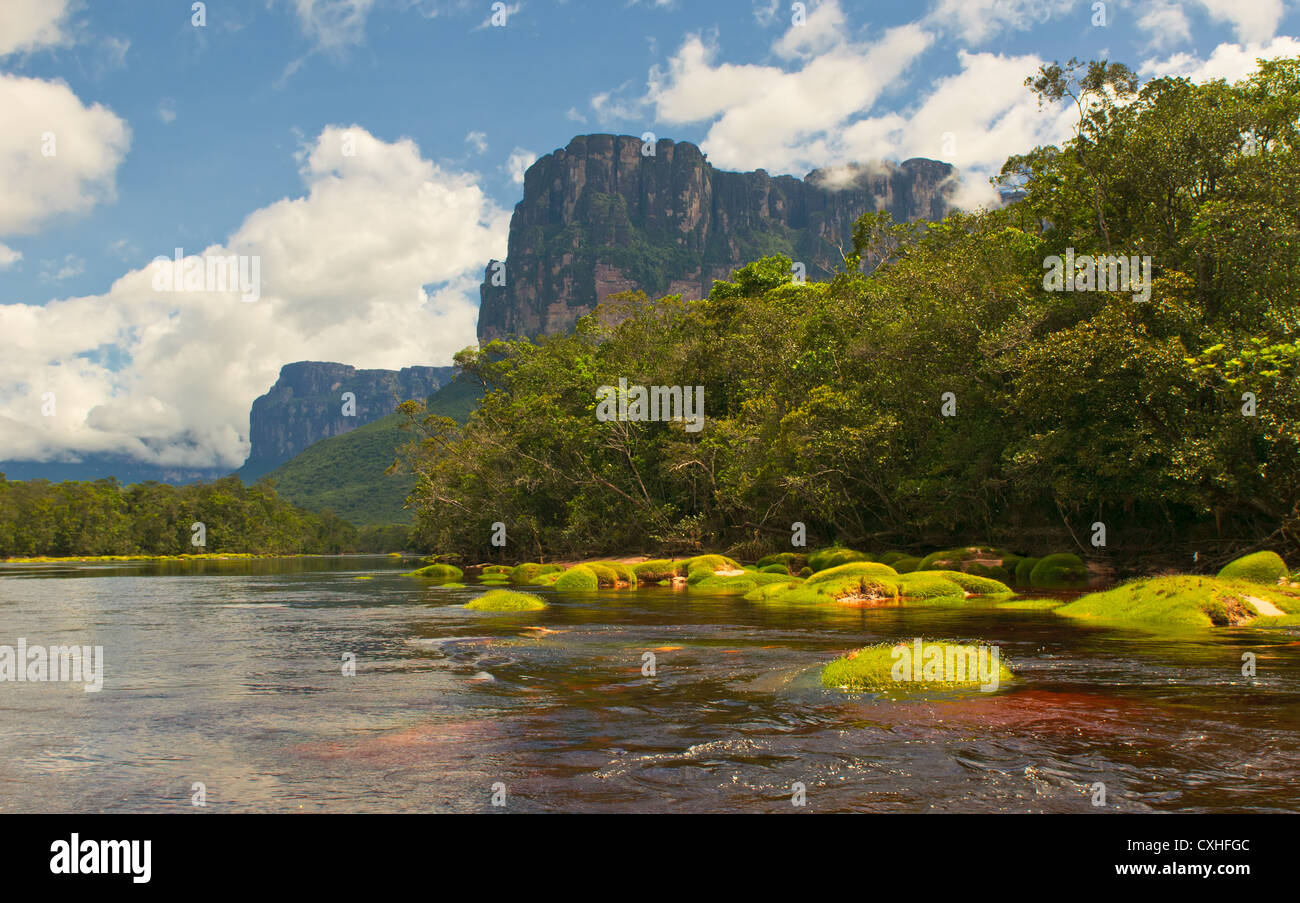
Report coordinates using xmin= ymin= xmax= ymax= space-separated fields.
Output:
xmin=478 ymin=134 xmax=957 ymax=342
xmin=238 ymin=361 xmax=455 ymax=479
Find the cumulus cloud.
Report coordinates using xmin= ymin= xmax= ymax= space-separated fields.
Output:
xmin=0 ymin=127 xmax=509 ymax=468
xmin=289 ymin=0 xmax=377 ymax=50
xmin=1139 ymin=36 xmax=1300 ymax=82
xmin=626 ymin=1 xmax=1073 ymax=208
xmin=505 ymin=147 xmax=537 ymax=184
xmin=0 ymin=73 xmax=132 ymax=237
xmin=1190 ymin=0 xmax=1287 ymax=45
xmin=924 ymin=0 xmax=1079 ymax=44
xmin=0 ymin=0 xmax=74 ymax=56
xmin=1136 ymin=0 xmax=1193 ymax=50
xmin=465 ymin=129 xmax=487 ymax=153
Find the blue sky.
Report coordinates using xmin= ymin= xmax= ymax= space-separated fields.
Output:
xmin=1 ymin=0 xmax=1298 ymax=469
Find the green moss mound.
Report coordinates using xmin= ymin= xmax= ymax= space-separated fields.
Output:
xmin=406 ymin=563 xmax=464 ymax=580
xmin=876 ymin=551 xmax=906 ymax=565
xmin=691 ymin=571 xmax=797 ymax=595
xmin=1055 ymin=575 xmax=1300 ymax=629
xmin=822 ymin=641 xmax=1013 ymax=693
xmin=481 ymin=564 xmax=512 ymax=575
xmin=684 ymin=554 xmax=743 ymax=584
xmin=917 ymin=546 xmax=1015 ymax=572
xmin=933 ymin=570 xmax=1013 ymax=595
xmin=756 ymin=552 xmax=808 ymax=571
xmin=465 ymin=590 xmax=547 ymax=612
xmin=634 ymin=559 xmax=682 ymax=581
xmin=589 ymin=561 xmax=637 ymax=585
xmin=509 ymin=562 xmax=564 ymax=584
xmin=807 ymin=547 xmax=872 ymax=572
xmin=1028 ymin=553 xmax=1088 ymax=588
xmin=1014 ymin=556 xmax=1040 ymax=584
xmin=895 ymin=572 xmax=967 ymax=599
xmin=966 ymin=562 xmax=1013 ymax=584
xmin=759 ymin=563 xmax=790 ymax=574
xmin=553 ymin=566 xmax=600 ymax=591
xmin=1217 ymin=551 xmax=1289 ymax=584
xmin=891 ymin=555 xmax=922 ymax=574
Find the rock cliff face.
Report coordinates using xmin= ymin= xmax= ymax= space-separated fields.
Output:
xmin=478 ymin=134 xmax=957 ymax=342
xmin=238 ymin=361 xmax=455 ymax=479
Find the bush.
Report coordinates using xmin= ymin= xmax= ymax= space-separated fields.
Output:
xmin=1217 ymin=551 xmax=1289 ymax=584
xmin=465 ymin=590 xmax=547 ymax=611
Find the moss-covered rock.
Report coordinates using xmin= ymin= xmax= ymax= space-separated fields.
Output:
xmin=1055 ymin=575 xmax=1300 ymax=629
xmin=684 ymin=554 xmax=743 ymax=584
xmin=807 ymin=547 xmax=872 ymax=572
xmin=917 ymin=546 xmax=1015 ymax=572
xmin=465 ymin=590 xmax=548 ymax=611
xmin=1014 ymin=556 xmax=1040 ymax=585
xmin=822 ymin=641 xmax=1013 ymax=692
xmin=481 ymin=564 xmax=512 ymax=575
xmin=588 ymin=561 xmax=636 ymax=585
xmin=895 ymin=572 xmax=967 ymax=599
xmin=966 ymin=562 xmax=1013 ymax=584
xmin=553 ymin=565 xmax=600 ymax=591
xmin=633 ymin=559 xmax=682 ymax=581
xmin=935 ymin=570 xmax=1013 ymax=595
xmin=1028 ymin=553 xmax=1088 ymax=588
xmin=756 ymin=552 xmax=808 ymax=572
xmin=509 ymin=562 xmax=564 ymax=584
xmin=759 ymin=563 xmax=791 ymax=574
xmin=1217 ymin=551 xmax=1289 ymax=585
xmin=891 ymin=555 xmax=921 ymax=574
xmin=405 ymin=563 xmax=464 ymax=580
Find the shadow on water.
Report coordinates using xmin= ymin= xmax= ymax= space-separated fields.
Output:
xmin=0 ymin=561 xmax=1297 ymax=812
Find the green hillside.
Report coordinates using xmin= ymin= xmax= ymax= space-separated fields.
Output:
xmin=263 ymin=376 xmax=483 ymax=525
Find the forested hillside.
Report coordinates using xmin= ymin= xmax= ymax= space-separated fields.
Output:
xmin=396 ymin=59 xmax=1300 ymax=566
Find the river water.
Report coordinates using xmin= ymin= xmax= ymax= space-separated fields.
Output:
xmin=1 ymin=556 xmax=1297 ymax=813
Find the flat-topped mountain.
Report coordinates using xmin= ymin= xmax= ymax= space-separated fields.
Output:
xmin=478 ymin=133 xmax=957 ymax=342
xmin=238 ymin=361 xmax=455 ymax=480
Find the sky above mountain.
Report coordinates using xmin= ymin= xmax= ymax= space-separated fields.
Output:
xmin=1 ymin=0 xmax=1298 ymax=470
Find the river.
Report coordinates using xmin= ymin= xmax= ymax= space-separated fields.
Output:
xmin=1 ymin=556 xmax=1297 ymax=812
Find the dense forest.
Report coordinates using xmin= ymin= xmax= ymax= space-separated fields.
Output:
xmin=0 ymin=475 xmax=381 ymax=558
xmin=395 ymin=58 xmax=1300 ymax=567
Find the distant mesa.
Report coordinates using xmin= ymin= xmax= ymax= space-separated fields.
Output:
xmin=478 ymin=133 xmax=958 ymax=343
xmin=236 ymin=360 xmax=455 ymax=481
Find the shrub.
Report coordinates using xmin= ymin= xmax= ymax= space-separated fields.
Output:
xmin=465 ymin=590 xmax=547 ymax=611
xmin=1217 ymin=551 xmax=1289 ymax=584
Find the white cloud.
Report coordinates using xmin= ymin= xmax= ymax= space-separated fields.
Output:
xmin=0 ymin=244 xmax=21 ymax=270
xmin=506 ymin=147 xmax=537 ymax=184
xmin=645 ymin=15 xmax=935 ymax=175
xmin=772 ymin=0 xmax=848 ymax=59
xmin=0 ymin=0 xmax=74 ymax=56
xmin=0 ymin=73 xmax=131 ymax=237
xmin=158 ymin=99 xmax=177 ymax=124
xmin=1140 ymin=36 xmax=1300 ymax=82
xmin=0 ymin=127 xmax=509 ymax=468
xmin=1191 ymin=0 xmax=1287 ymax=45
xmin=290 ymin=0 xmax=377 ymax=50
xmin=924 ymin=0 xmax=1079 ymax=44
xmin=465 ymin=129 xmax=488 ymax=153
xmin=753 ymin=0 xmax=780 ymax=27
xmin=1136 ymin=0 xmax=1192 ymax=50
